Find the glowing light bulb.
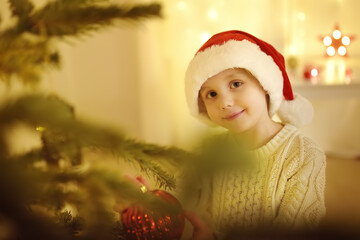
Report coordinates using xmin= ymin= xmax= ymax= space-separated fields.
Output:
xmin=332 ymin=30 xmax=341 ymax=39
xmin=207 ymin=9 xmax=218 ymax=20
xmin=323 ymin=36 xmax=332 ymax=46
xmin=326 ymin=46 xmax=335 ymax=56
xmin=342 ymin=36 xmax=350 ymax=45
xmin=311 ymin=68 xmax=319 ymax=77
xmin=338 ymin=46 xmax=347 ymax=56
xmin=36 ymin=126 xmax=45 ymax=132
xmin=201 ymin=32 xmax=211 ymax=44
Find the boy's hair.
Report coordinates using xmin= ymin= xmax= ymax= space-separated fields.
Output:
xmin=185 ymin=30 xmax=313 ymax=128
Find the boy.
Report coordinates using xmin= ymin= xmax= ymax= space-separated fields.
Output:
xmin=183 ymin=30 xmax=326 ymax=239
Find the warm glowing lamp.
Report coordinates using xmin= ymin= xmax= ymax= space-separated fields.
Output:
xmin=320 ymin=25 xmax=355 ymax=84
xmin=320 ymin=24 xmax=354 ymax=57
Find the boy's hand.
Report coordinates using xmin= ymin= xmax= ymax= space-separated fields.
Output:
xmin=184 ymin=211 xmax=215 ymax=240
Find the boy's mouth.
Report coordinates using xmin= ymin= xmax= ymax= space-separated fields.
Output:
xmin=223 ymin=110 xmax=245 ymax=120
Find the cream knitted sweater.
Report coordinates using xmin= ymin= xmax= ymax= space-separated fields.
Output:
xmin=191 ymin=124 xmax=326 ymax=233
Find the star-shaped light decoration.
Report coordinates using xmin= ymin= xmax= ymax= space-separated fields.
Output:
xmin=320 ymin=24 xmax=355 ymax=57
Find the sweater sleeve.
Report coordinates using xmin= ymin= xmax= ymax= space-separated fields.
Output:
xmin=273 ymin=136 xmax=326 ymax=229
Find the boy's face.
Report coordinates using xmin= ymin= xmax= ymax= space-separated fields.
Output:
xmin=199 ymin=68 xmax=270 ymax=134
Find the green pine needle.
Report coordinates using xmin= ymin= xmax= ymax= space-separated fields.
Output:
xmin=0 ymin=1 xmax=180 ymax=238
xmin=26 ymin=2 xmax=162 ymax=38
xmin=0 ymin=94 xmax=183 ymax=189
xmin=0 ymin=37 xmax=59 ymax=84
xmin=8 ymin=0 xmax=34 ymax=18
xmin=0 ymin=1 xmax=161 ymax=85
xmin=55 ymin=210 xmax=83 ymax=236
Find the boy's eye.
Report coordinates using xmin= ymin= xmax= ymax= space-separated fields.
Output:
xmin=206 ymin=91 xmax=217 ymax=99
xmin=230 ymin=81 xmax=242 ymax=89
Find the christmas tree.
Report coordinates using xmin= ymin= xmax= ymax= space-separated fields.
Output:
xmin=0 ymin=1 xmax=190 ymax=239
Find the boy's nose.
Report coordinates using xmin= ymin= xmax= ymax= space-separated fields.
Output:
xmin=219 ymin=96 xmax=233 ymax=110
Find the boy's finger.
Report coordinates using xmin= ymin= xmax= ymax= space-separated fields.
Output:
xmin=184 ymin=211 xmax=216 ymax=240
xmin=183 ymin=211 xmax=207 ymax=229
xmin=113 ymin=202 xmax=125 ymax=213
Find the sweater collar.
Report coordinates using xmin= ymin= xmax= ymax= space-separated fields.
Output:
xmin=251 ymin=124 xmax=297 ymax=159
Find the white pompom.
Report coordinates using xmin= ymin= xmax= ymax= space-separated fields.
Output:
xmin=277 ymin=93 xmax=314 ymax=128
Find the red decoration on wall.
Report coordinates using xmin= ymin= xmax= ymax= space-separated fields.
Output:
xmin=303 ymin=65 xmax=321 ymax=84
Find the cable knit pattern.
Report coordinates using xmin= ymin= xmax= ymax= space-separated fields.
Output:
xmin=195 ymin=124 xmax=326 ymax=234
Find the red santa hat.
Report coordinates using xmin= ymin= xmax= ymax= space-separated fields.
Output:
xmin=185 ymin=30 xmax=313 ymax=128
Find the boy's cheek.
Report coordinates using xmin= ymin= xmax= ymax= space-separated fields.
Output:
xmin=198 ymin=97 xmax=208 ymax=114
xmin=207 ymin=112 xmax=221 ymax=124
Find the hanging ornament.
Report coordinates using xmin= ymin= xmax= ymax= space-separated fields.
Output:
xmin=320 ymin=24 xmax=355 ymax=57
xmin=121 ymin=177 xmax=185 ymax=240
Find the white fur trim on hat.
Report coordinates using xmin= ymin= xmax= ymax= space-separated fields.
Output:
xmin=277 ymin=93 xmax=314 ymax=128
xmin=185 ymin=39 xmax=284 ymax=125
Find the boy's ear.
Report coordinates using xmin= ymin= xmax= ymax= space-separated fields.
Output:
xmin=198 ymin=94 xmax=208 ymax=115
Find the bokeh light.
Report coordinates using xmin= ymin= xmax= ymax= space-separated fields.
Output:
xmin=326 ymin=46 xmax=336 ymax=56
xmin=323 ymin=36 xmax=332 ymax=46
xmin=332 ymin=29 xmax=341 ymax=39
xmin=342 ymin=36 xmax=350 ymax=45
xmin=338 ymin=46 xmax=347 ymax=56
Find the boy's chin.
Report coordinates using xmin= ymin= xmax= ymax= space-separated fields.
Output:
xmin=227 ymin=123 xmax=257 ymax=135
xmin=221 ymin=125 xmax=246 ymax=134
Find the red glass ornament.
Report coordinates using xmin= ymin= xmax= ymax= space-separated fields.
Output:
xmin=121 ymin=189 xmax=185 ymax=240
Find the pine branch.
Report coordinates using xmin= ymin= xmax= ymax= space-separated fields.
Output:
xmin=8 ymin=0 xmax=34 ymax=18
xmin=83 ymin=167 xmax=181 ymax=215
xmin=0 ymin=94 xmax=74 ymax=127
xmin=129 ymin=140 xmax=192 ymax=165
xmin=50 ymin=0 xmax=109 ymax=6
xmin=26 ymin=2 xmax=162 ymax=38
xmin=8 ymin=148 xmax=43 ymax=165
xmin=0 ymin=1 xmax=161 ymax=84
xmin=55 ymin=210 xmax=83 ymax=236
xmin=112 ymin=139 xmax=192 ymax=190
xmin=0 ymin=37 xmax=60 ymax=84
xmin=0 ymin=1 xmax=179 ymax=238
xmin=0 ymin=161 xmax=74 ymax=240
xmin=0 ymin=94 xmax=182 ymax=189
xmin=120 ymin=149 xmax=177 ymax=190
